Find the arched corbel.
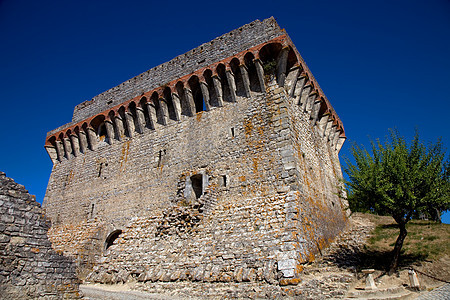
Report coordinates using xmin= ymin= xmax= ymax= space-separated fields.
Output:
xmin=69 ymin=132 xmax=80 ymax=156
xmin=158 ymin=95 xmax=169 ymax=125
xmin=86 ymin=126 xmax=98 ymax=151
xmin=183 ymin=86 xmax=196 ymax=117
xmin=62 ymin=131 xmax=73 ymax=160
xmin=211 ymin=75 xmax=224 ymax=107
xmin=276 ymin=46 xmax=290 ymax=87
xmin=78 ymin=128 xmax=88 ymax=153
xmin=170 ymin=91 xmax=182 ymax=121
xmin=45 ymin=137 xmax=59 ymax=164
xmin=336 ymin=131 xmax=346 ymax=152
xmin=310 ymin=96 xmax=323 ymax=124
xmin=253 ymin=58 xmax=266 ymax=92
xmin=287 ymin=65 xmax=302 ymax=98
xmin=124 ymin=106 xmax=135 ymax=137
xmin=104 ymin=119 xmax=115 ymax=144
xmin=199 ymin=81 xmax=211 ymax=111
xmin=225 ymin=68 xmax=237 ymax=102
xmin=134 ymin=105 xmax=146 ymax=133
xmin=239 ymin=64 xmax=251 ymax=98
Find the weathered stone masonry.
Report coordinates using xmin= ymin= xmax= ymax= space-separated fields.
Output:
xmin=0 ymin=172 xmax=80 ymax=299
xmin=43 ymin=17 xmax=348 ymax=286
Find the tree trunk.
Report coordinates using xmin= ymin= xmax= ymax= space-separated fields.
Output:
xmin=388 ymin=222 xmax=408 ymax=275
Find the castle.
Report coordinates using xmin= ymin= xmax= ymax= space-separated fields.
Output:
xmin=43 ymin=17 xmax=348 ymax=285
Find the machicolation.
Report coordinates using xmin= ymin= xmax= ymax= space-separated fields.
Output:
xmin=43 ymin=17 xmax=349 ymax=287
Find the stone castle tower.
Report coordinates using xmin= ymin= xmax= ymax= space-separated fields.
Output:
xmin=43 ymin=17 xmax=348 ymax=285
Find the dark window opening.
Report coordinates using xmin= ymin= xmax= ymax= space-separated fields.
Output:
xmin=231 ymin=127 xmax=235 ymax=137
xmin=230 ymin=58 xmax=246 ymax=97
xmin=203 ymin=69 xmax=218 ymax=107
xmin=188 ymin=76 xmax=205 ymax=113
xmin=139 ymin=97 xmax=152 ymax=129
xmin=105 ymin=230 xmax=122 ymax=250
xmin=216 ymin=64 xmax=232 ymax=102
xmin=150 ymin=92 xmax=165 ymax=125
xmin=190 ymin=174 xmax=203 ymax=199
xmin=163 ymin=87 xmax=177 ymax=121
xmin=98 ymin=123 xmax=107 ymax=141
xmin=259 ymin=43 xmax=282 ymax=76
xmin=90 ymin=203 xmax=95 ymax=218
xmin=222 ymin=175 xmax=227 ymax=187
xmin=244 ymin=52 xmax=261 ymax=92
xmin=128 ymin=101 xmax=141 ymax=132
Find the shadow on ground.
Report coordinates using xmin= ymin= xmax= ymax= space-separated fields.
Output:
xmin=324 ymin=244 xmax=429 ymax=273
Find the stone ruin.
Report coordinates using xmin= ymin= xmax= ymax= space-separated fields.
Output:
xmin=0 ymin=172 xmax=80 ymax=299
xmin=42 ymin=17 xmax=349 ymax=288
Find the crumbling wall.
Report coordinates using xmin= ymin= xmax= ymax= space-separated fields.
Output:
xmin=0 ymin=172 xmax=80 ymax=299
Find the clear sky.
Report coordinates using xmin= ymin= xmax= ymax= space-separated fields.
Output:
xmin=1 ymin=0 xmax=449 ymax=223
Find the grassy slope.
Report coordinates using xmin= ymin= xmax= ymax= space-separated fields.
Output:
xmin=356 ymin=213 xmax=450 ymax=283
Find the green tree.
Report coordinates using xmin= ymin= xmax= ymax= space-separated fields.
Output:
xmin=344 ymin=129 xmax=450 ymax=274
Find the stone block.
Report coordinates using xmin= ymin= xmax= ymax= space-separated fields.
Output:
xmin=277 ymin=258 xmax=296 ymax=271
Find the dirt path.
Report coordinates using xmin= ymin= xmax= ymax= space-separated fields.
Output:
xmin=80 ymin=284 xmax=187 ymax=300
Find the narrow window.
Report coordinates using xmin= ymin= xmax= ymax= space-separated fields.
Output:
xmin=98 ymin=123 xmax=107 ymax=141
xmin=90 ymin=203 xmax=95 ymax=218
xmin=190 ymin=174 xmax=203 ymax=199
xmin=157 ymin=149 xmax=166 ymax=167
xmin=98 ymin=163 xmax=103 ymax=177
xmin=231 ymin=127 xmax=235 ymax=137
xmin=98 ymin=162 xmax=108 ymax=179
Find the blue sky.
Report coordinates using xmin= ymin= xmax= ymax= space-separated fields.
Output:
xmin=1 ymin=0 xmax=449 ymax=223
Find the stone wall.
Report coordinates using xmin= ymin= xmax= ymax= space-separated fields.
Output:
xmin=0 ymin=172 xmax=80 ymax=299
xmin=44 ymin=79 xmax=347 ymax=284
xmin=43 ymin=18 xmax=348 ymax=287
